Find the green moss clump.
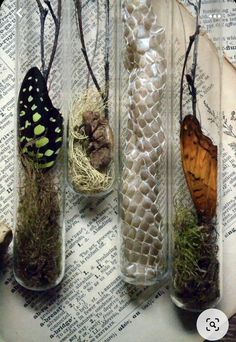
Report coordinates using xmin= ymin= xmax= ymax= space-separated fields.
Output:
xmin=14 ymin=157 xmax=62 ymax=289
xmin=172 ymin=203 xmax=220 ymax=310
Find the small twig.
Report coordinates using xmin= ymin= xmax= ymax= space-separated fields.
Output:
xmin=86 ymin=0 xmax=100 ymax=89
xmin=179 ymin=29 xmax=199 ymax=121
xmin=74 ymin=0 xmax=105 ymax=104
xmin=190 ymin=0 xmax=201 ymax=116
xmin=180 ymin=1 xmax=201 ymax=121
xmin=191 ymin=1 xmax=201 ymax=80
xmin=44 ymin=0 xmax=62 ymax=82
xmin=104 ymin=0 xmax=110 ymax=119
xmin=187 ymin=0 xmax=197 ymax=10
xmin=36 ymin=0 xmax=48 ymax=77
xmin=36 ymin=0 xmax=61 ymax=83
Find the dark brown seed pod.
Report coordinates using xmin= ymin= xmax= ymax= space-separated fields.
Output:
xmin=81 ymin=111 xmax=114 ymax=171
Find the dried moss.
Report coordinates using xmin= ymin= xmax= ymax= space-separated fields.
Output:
xmin=68 ymin=88 xmax=114 ymax=194
xmin=172 ymin=203 xmax=220 ymax=310
xmin=14 ymin=157 xmax=63 ymax=289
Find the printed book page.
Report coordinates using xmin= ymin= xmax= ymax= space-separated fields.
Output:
xmin=0 ymin=0 xmax=236 ymax=341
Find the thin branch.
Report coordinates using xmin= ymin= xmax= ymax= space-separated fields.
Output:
xmin=44 ymin=0 xmax=62 ymax=82
xmin=104 ymin=0 xmax=110 ymax=119
xmin=190 ymin=0 xmax=201 ymax=116
xmin=179 ymin=29 xmax=199 ymax=121
xmin=180 ymin=0 xmax=201 ymax=121
xmin=187 ymin=0 xmax=196 ymax=10
xmin=86 ymin=0 xmax=100 ymax=89
xmin=74 ymin=0 xmax=105 ymax=103
xmin=36 ymin=0 xmax=48 ymax=77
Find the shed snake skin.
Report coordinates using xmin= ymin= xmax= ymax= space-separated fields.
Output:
xmin=120 ymin=0 xmax=167 ymax=284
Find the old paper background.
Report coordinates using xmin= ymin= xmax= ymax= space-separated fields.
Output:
xmin=0 ymin=0 xmax=236 ymax=341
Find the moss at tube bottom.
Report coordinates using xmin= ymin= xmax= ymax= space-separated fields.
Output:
xmin=14 ymin=158 xmax=63 ymax=290
xmin=172 ymin=204 xmax=220 ymax=311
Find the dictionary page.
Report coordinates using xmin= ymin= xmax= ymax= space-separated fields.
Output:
xmin=0 ymin=1 xmax=236 ymax=341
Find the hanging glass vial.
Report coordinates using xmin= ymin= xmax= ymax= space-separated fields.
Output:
xmin=13 ymin=0 xmax=65 ymax=290
xmin=66 ymin=0 xmax=117 ymax=196
xmin=118 ymin=0 xmax=171 ymax=286
xmin=170 ymin=0 xmax=222 ymax=311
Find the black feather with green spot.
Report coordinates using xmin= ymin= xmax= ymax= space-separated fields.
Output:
xmin=18 ymin=67 xmax=63 ymax=171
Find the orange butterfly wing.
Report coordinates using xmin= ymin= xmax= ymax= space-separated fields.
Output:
xmin=180 ymin=115 xmax=217 ymax=223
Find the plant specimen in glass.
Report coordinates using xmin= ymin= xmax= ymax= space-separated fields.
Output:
xmin=14 ymin=0 xmax=65 ymax=290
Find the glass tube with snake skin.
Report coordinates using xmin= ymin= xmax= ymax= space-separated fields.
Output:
xmin=118 ymin=0 xmax=171 ymax=286
xmin=170 ymin=0 xmax=222 ymax=311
